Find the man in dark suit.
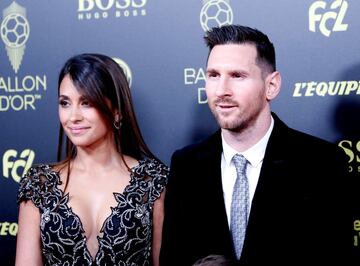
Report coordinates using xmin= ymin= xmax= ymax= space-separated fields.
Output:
xmin=160 ymin=25 xmax=354 ymax=265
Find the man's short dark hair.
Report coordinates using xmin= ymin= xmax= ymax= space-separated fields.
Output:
xmin=204 ymin=24 xmax=276 ymax=74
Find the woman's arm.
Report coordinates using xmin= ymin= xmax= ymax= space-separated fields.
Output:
xmin=152 ymin=189 xmax=166 ymax=266
xmin=15 ymin=200 xmax=43 ymax=266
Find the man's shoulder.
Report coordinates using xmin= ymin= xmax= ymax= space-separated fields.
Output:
xmin=172 ymin=130 xmax=222 ymax=158
xmin=288 ymin=126 xmax=333 ymax=146
xmin=272 ymin=113 xmax=342 ymax=155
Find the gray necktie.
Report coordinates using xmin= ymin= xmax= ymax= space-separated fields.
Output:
xmin=230 ymin=154 xmax=249 ymax=260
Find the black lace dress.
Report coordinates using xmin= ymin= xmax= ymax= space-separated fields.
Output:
xmin=17 ymin=158 xmax=169 ymax=266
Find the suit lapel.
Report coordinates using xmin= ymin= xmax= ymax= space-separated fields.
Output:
xmin=197 ymin=131 xmax=235 ymax=254
xmin=241 ymin=114 xmax=290 ymax=260
xmin=248 ymin=114 xmax=289 ymax=213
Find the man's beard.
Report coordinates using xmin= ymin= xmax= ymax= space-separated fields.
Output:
xmin=213 ymin=112 xmax=248 ymax=133
xmin=210 ymin=101 xmax=260 ymax=134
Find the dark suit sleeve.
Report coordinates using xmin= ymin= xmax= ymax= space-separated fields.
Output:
xmin=159 ymin=133 xmax=234 ymax=265
xmin=337 ymin=146 xmax=360 ymax=262
xmin=308 ymin=142 xmax=356 ymax=264
xmin=160 ymin=150 xmax=187 ymax=266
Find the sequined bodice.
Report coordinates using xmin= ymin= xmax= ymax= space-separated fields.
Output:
xmin=17 ymin=158 xmax=168 ymax=266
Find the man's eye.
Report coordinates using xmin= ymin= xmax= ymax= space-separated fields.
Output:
xmin=232 ymin=73 xmax=243 ymax=78
xmin=207 ymin=72 xmax=218 ymax=78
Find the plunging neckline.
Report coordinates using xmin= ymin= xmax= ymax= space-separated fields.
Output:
xmin=54 ymin=162 xmax=140 ymax=262
xmin=17 ymin=159 xmax=168 ymax=265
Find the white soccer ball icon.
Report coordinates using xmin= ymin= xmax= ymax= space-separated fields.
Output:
xmin=200 ymin=0 xmax=233 ymax=32
xmin=112 ymin=57 xmax=133 ymax=88
xmin=1 ymin=13 xmax=30 ymax=48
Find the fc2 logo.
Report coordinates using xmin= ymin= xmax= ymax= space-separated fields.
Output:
xmin=309 ymin=0 xmax=348 ymax=37
xmin=2 ymin=149 xmax=35 ymax=183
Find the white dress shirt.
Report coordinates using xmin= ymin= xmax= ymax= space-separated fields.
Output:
xmin=221 ymin=117 xmax=274 ymax=226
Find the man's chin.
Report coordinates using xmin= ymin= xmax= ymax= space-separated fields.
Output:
xmin=219 ymin=121 xmax=241 ymax=131
xmin=218 ymin=120 xmax=246 ymax=133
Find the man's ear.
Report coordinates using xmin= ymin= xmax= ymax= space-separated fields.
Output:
xmin=265 ymin=71 xmax=281 ymax=101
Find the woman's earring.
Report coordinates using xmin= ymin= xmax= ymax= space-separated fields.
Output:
xmin=114 ymin=120 xmax=121 ymax=130
xmin=114 ymin=113 xmax=122 ymax=130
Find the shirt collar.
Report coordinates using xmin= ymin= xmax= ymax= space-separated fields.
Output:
xmin=222 ymin=116 xmax=274 ymax=168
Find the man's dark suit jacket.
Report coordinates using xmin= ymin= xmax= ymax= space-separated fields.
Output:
xmin=160 ymin=113 xmax=354 ymax=266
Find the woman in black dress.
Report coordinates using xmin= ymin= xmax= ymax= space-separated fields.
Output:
xmin=16 ymin=53 xmax=168 ymax=266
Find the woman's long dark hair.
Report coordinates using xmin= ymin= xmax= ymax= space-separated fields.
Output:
xmin=56 ymin=53 xmax=156 ymax=190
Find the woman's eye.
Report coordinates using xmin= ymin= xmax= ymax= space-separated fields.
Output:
xmin=81 ymin=100 xmax=91 ymax=106
xmin=59 ymin=100 xmax=69 ymax=107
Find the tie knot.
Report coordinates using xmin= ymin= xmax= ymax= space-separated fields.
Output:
xmin=232 ymin=154 xmax=247 ymax=175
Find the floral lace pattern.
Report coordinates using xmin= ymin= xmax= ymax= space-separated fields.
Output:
xmin=17 ymin=158 xmax=169 ymax=266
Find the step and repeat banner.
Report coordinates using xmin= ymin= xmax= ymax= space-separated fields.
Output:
xmin=0 ymin=0 xmax=359 ymax=264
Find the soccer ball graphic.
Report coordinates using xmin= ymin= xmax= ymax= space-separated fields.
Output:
xmin=1 ymin=13 xmax=30 ymax=48
xmin=112 ymin=57 xmax=133 ymax=88
xmin=200 ymin=0 xmax=233 ymax=32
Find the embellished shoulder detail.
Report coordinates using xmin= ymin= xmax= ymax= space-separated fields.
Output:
xmin=131 ymin=158 xmax=169 ymax=203
xmin=17 ymin=164 xmax=62 ymax=210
